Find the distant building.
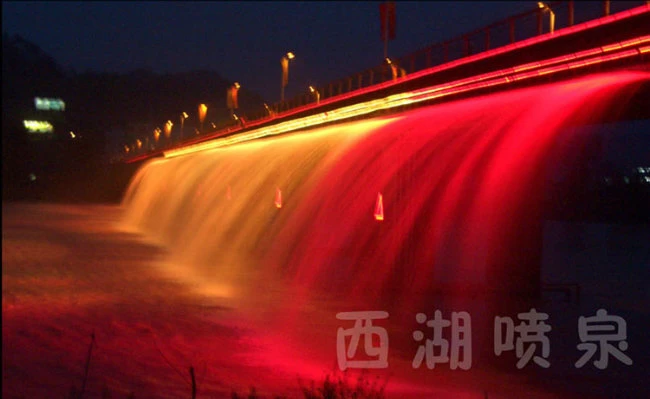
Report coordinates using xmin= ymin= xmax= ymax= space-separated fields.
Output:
xmin=22 ymin=96 xmax=69 ymax=140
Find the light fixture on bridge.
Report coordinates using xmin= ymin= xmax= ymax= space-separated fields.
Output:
xmin=537 ymin=2 xmax=556 ymax=34
xmin=264 ymin=103 xmax=276 ymax=117
xmin=198 ymin=104 xmax=208 ymax=132
xmin=281 ymin=52 xmax=296 ymax=102
xmin=309 ymin=86 xmax=321 ymax=105
xmin=180 ymin=112 xmax=189 ymax=141
xmin=163 ymin=121 xmax=172 ymax=140
xmin=228 ymin=83 xmax=240 ymax=117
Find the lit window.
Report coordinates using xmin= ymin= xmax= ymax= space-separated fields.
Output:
xmin=23 ymin=120 xmax=54 ymax=133
xmin=34 ymin=97 xmax=65 ymax=111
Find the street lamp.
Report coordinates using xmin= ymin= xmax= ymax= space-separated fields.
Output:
xmin=386 ymin=57 xmax=396 ymax=80
xmin=309 ymin=86 xmax=320 ymax=105
xmin=385 ymin=57 xmax=405 ymax=80
xmin=227 ymin=82 xmax=240 ymax=117
xmin=162 ymin=121 xmax=172 ymax=141
xmin=281 ymin=51 xmax=295 ymax=103
xmin=537 ymin=2 xmax=555 ymax=34
xmin=180 ymin=111 xmax=188 ymax=141
xmin=198 ymin=103 xmax=207 ymax=132
xmin=263 ymin=103 xmax=276 ymax=117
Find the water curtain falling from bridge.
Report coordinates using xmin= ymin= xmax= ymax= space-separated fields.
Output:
xmin=122 ymin=70 xmax=648 ymax=312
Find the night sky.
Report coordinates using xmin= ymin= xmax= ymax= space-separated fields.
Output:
xmin=2 ymin=1 xmax=535 ymax=103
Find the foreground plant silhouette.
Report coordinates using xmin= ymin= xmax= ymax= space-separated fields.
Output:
xmin=231 ymin=370 xmax=388 ymax=399
xmin=300 ymin=371 xmax=388 ymax=399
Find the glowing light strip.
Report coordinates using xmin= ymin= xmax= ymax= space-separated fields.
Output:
xmin=400 ymin=49 xmax=642 ymax=104
xmin=163 ymin=39 xmax=649 ymax=159
xmin=412 ymin=35 xmax=650 ymax=98
xmin=129 ymin=6 xmax=649 ymax=163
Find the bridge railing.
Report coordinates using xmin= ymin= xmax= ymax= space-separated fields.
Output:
xmin=125 ymin=0 xmax=648 ymax=160
xmin=273 ymin=1 xmax=646 ymax=110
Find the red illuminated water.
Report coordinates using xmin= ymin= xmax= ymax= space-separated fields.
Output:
xmin=123 ymin=71 xmax=646 ymax=302
xmin=118 ymin=70 xmax=649 ymax=397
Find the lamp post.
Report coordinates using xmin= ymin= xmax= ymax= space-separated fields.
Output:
xmin=309 ymin=86 xmax=320 ymax=105
xmin=162 ymin=121 xmax=172 ymax=143
xmin=227 ymin=82 xmax=240 ymax=117
xmin=263 ymin=103 xmax=275 ymax=117
xmin=537 ymin=2 xmax=555 ymax=34
xmin=180 ymin=112 xmax=188 ymax=141
xmin=386 ymin=57 xmax=396 ymax=80
xmin=280 ymin=51 xmax=295 ymax=103
xmin=198 ymin=103 xmax=207 ymax=133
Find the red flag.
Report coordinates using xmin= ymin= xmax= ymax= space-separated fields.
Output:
xmin=379 ymin=2 xmax=396 ymax=42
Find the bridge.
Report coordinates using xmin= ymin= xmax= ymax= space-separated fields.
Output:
xmin=124 ymin=1 xmax=650 ymax=164
xmin=120 ymin=1 xmax=650 ymax=296
xmin=121 ymin=0 xmax=650 ymax=299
